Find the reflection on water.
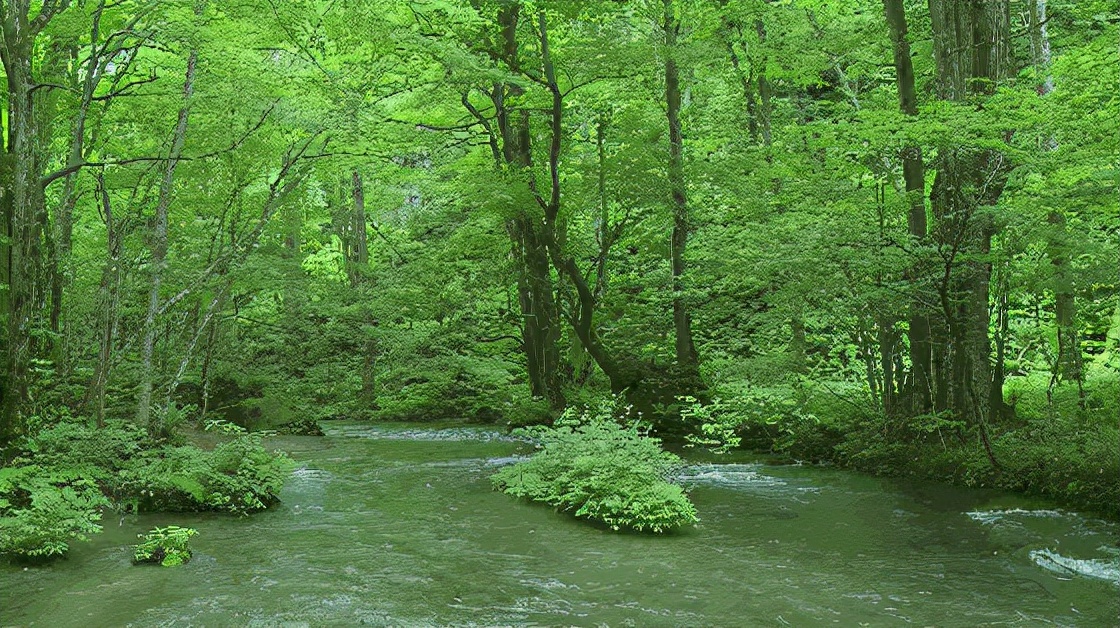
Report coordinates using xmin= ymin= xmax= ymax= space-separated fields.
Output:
xmin=1 ymin=422 xmax=1117 ymax=627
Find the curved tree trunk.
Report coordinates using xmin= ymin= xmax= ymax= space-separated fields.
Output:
xmin=492 ymin=2 xmax=565 ymax=412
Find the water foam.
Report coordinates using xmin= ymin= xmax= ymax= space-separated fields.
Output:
xmin=1030 ymin=549 xmax=1120 ymax=585
xmin=290 ymin=467 xmax=333 ymax=482
xmin=326 ymin=424 xmax=519 ymax=443
xmin=965 ymin=508 xmax=1066 ymax=525
xmin=676 ymin=463 xmax=787 ymax=490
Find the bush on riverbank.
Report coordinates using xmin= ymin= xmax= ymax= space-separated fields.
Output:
xmin=0 ymin=418 xmax=139 ymax=558
xmin=492 ymin=401 xmax=697 ymax=533
xmin=0 ymin=465 xmax=107 ymax=559
xmin=694 ymin=372 xmax=1120 ymax=519
xmin=0 ymin=415 xmax=291 ymax=561
xmin=120 ymin=421 xmax=292 ymax=515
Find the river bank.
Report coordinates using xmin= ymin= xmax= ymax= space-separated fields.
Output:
xmin=726 ymin=377 xmax=1120 ymax=521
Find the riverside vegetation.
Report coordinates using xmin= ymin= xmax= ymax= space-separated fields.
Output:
xmin=0 ymin=0 xmax=1117 ymax=565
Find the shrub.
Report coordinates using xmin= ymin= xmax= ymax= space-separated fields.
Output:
xmin=374 ymin=346 xmax=528 ymax=423
xmin=992 ymin=420 xmax=1120 ymax=518
xmin=18 ymin=419 xmax=147 ymax=484
xmin=492 ymin=402 xmax=697 ymax=533
xmin=133 ymin=525 xmax=197 ymax=566
xmin=0 ymin=465 xmax=107 ymax=559
xmin=120 ymin=422 xmax=292 ymax=515
xmin=695 ymin=382 xmax=845 ymax=462
xmin=503 ymin=395 xmax=554 ymax=428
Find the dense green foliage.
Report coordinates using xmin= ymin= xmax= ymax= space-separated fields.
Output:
xmin=695 ymin=370 xmax=1119 ymax=516
xmin=120 ymin=423 xmax=292 ymax=515
xmin=0 ymin=464 xmax=106 ymax=559
xmin=493 ymin=403 xmax=697 ymax=532
xmin=133 ymin=525 xmax=197 ymax=567
xmin=0 ymin=416 xmax=289 ymax=560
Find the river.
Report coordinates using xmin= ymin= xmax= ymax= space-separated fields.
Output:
xmin=2 ymin=422 xmax=1117 ymax=626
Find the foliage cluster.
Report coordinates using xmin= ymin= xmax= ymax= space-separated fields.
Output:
xmin=133 ymin=526 xmax=198 ymax=567
xmin=694 ymin=368 xmax=1120 ymax=517
xmin=492 ymin=402 xmax=697 ymax=533
xmin=0 ymin=465 xmax=107 ymax=559
xmin=682 ymin=384 xmax=842 ymax=462
xmin=0 ymin=417 xmax=290 ymax=560
xmin=120 ymin=422 xmax=293 ymax=515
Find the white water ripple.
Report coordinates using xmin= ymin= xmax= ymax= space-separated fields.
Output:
xmin=1030 ymin=549 xmax=1120 ymax=586
xmin=326 ymin=424 xmax=522 ymax=443
xmin=676 ymin=463 xmax=787 ymax=491
xmin=965 ymin=508 xmax=1066 ymax=525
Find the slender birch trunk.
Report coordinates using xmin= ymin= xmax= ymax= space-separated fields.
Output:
xmin=137 ymin=3 xmax=204 ymax=432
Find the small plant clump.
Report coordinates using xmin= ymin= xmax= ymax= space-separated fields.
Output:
xmin=492 ymin=401 xmax=698 ymax=533
xmin=133 ymin=525 xmax=198 ymax=566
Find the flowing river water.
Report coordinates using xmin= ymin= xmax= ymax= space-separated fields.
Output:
xmin=2 ymin=422 xmax=1117 ymax=627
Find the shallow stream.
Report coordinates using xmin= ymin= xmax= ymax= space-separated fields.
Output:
xmin=2 ymin=422 xmax=1117 ymax=626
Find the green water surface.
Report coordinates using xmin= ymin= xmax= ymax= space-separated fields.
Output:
xmin=2 ymin=423 xmax=1117 ymax=627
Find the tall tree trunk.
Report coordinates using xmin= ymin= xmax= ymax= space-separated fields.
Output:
xmin=492 ymin=2 xmax=565 ymax=411
xmin=927 ymin=0 xmax=1012 ymax=426
xmin=1027 ymin=0 xmax=1083 ymax=404
xmin=991 ymin=259 xmax=1011 ymax=422
xmin=86 ymin=174 xmax=121 ymax=427
xmin=1027 ymin=0 xmax=1054 ymax=97
xmin=0 ymin=2 xmax=69 ymax=440
xmin=663 ymin=0 xmax=699 ymax=373
xmin=51 ymin=4 xmax=110 ymax=376
xmin=350 ymin=171 xmax=376 ymax=408
xmin=137 ymin=9 xmax=202 ymax=433
xmin=716 ymin=5 xmax=759 ymax=145
xmin=789 ymin=315 xmax=807 ymax=373
xmin=1047 ymin=211 xmax=1084 ymax=401
xmin=755 ymin=19 xmax=772 ymax=149
xmin=198 ymin=297 xmax=222 ymax=422
xmin=283 ymin=199 xmax=301 ymax=254
xmin=883 ymin=0 xmax=932 ymax=414
xmin=360 ymin=322 xmax=378 ymax=408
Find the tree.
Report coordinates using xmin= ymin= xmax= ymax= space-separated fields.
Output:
xmin=0 ymin=0 xmax=72 ymax=441
xmin=136 ymin=0 xmax=203 ymax=433
xmin=926 ymin=0 xmax=1013 ymax=428
xmin=882 ymin=0 xmax=930 ymax=415
xmin=663 ymin=0 xmax=700 ymax=374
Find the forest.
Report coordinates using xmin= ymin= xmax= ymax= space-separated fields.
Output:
xmin=1 ymin=0 xmax=1118 ymax=625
